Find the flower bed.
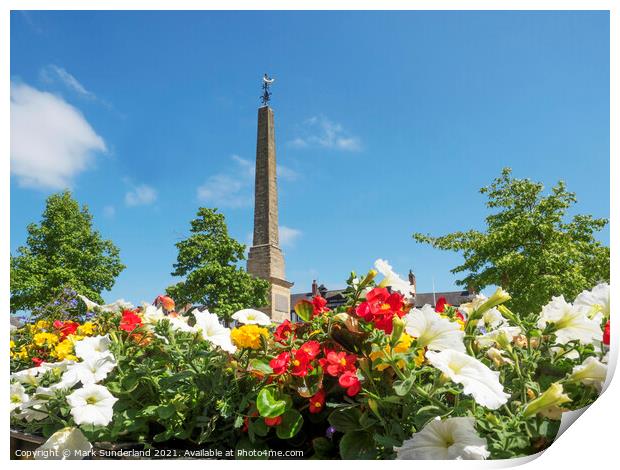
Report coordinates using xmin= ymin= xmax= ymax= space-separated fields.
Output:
xmin=10 ymin=260 xmax=610 ymax=460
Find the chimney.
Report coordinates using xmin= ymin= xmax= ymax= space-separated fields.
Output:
xmin=311 ymin=280 xmax=318 ymax=297
xmin=408 ymin=269 xmax=417 ymax=294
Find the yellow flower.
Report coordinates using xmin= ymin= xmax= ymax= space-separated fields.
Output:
xmin=14 ymin=347 xmax=29 ymax=360
xmin=35 ymin=320 xmax=51 ymax=330
xmin=230 ymin=325 xmax=268 ymax=349
xmin=10 ymin=340 xmax=15 ymax=350
xmin=77 ymin=322 xmax=96 ymax=336
xmin=370 ymin=334 xmax=425 ymax=371
xmin=33 ymin=332 xmax=59 ymax=347
xmin=53 ymin=339 xmax=76 ymax=361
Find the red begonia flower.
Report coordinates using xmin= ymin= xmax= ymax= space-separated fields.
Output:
xmin=435 ymin=297 xmax=448 ymax=313
xmin=309 ymin=389 xmax=326 ymax=414
xmin=274 ymin=320 xmax=294 ymax=343
xmin=269 ymin=351 xmax=291 ymax=375
xmin=339 ymin=370 xmax=361 ymax=396
xmin=603 ymin=320 xmax=610 ymax=346
xmin=312 ymin=296 xmax=330 ymax=316
xmin=264 ymin=416 xmax=282 ymax=427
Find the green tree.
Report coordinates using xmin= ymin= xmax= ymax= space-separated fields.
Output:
xmin=413 ymin=168 xmax=609 ymax=315
xmin=10 ymin=191 xmax=125 ymax=313
xmin=166 ymin=207 xmax=269 ymax=323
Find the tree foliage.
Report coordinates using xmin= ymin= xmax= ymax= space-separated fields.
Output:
xmin=10 ymin=191 xmax=125 ymax=313
xmin=166 ymin=207 xmax=269 ymax=322
xmin=413 ymin=168 xmax=609 ymax=315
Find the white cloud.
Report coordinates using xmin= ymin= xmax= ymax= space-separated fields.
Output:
xmin=289 ymin=116 xmax=362 ymax=152
xmin=197 ymin=155 xmax=296 ymax=208
xmin=125 ymin=184 xmax=157 ymax=206
xmin=40 ymin=65 xmax=96 ymax=99
xmin=277 ymin=164 xmax=298 ymax=181
xmin=103 ymin=205 xmax=116 ymax=218
xmin=279 ymin=226 xmax=302 ymax=247
xmin=197 ymin=174 xmax=251 ymax=208
xmin=10 ymin=81 xmax=106 ymax=190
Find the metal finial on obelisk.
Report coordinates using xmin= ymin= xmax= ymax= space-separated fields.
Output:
xmin=260 ymin=73 xmax=275 ymax=106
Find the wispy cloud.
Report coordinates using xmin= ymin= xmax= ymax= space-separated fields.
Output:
xmin=40 ymin=65 xmax=96 ymax=99
xmin=289 ymin=115 xmax=362 ymax=152
xmin=197 ymin=155 xmax=297 ymax=208
xmin=279 ymin=226 xmax=302 ymax=247
xmin=103 ymin=205 xmax=116 ymax=218
xmin=10 ymin=81 xmax=107 ymax=190
xmin=125 ymin=184 xmax=157 ymax=207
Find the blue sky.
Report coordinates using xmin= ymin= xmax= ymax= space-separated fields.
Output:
xmin=10 ymin=10 xmax=610 ymax=305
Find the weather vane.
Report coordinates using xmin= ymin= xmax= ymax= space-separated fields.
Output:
xmin=261 ymin=73 xmax=275 ymax=106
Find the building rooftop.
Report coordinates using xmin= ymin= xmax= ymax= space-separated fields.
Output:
xmin=290 ymin=285 xmax=475 ymax=315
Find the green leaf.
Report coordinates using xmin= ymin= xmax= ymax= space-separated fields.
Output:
xmin=249 ymin=359 xmax=273 ymax=375
xmin=339 ymin=431 xmax=377 ymax=460
xmin=312 ymin=437 xmax=334 ymax=458
xmin=328 ymin=407 xmax=362 ymax=433
xmin=294 ymin=299 xmax=314 ymax=322
xmin=393 ymin=375 xmax=415 ymax=396
xmin=256 ymin=387 xmax=287 ymax=418
xmin=249 ymin=418 xmax=269 ymax=437
xmin=276 ymin=409 xmax=303 ymax=440
xmin=156 ymin=404 xmax=176 ymax=419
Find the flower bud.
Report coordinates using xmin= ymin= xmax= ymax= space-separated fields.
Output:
xmin=523 ymin=382 xmax=571 ymax=418
xmin=472 ymin=288 xmax=511 ymax=320
xmin=391 ymin=316 xmax=405 ymax=344
xmin=360 ymin=269 xmax=377 ymax=288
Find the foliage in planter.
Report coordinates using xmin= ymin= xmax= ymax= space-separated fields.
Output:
xmin=10 ymin=259 xmax=610 ymax=460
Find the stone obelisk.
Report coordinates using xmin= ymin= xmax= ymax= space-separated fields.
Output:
xmin=247 ymin=80 xmax=293 ymax=322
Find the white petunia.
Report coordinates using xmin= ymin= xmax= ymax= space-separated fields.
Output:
xmin=63 ymin=354 xmax=117 ymax=386
xmin=74 ymin=335 xmax=112 ymax=361
xmin=232 ymin=308 xmax=272 ymax=326
xmin=569 ymin=356 xmax=607 ymax=391
xmin=426 ymin=350 xmax=510 ymax=409
xmin=10 ymin=382 xmax=29 ymax=412
xmin=476 ymin=307 xmax=506 ymax=330
xmin=574 ymin=283 xmax=610 ymax=323
xmin=476 ymin=326 xmax=522 ymax=349
xmin=142 ymin=304 xmax=166 ymax=326
xmin=404 ymin=305 xmax=465 ymax=352
xmin=35 ymin=427 xmax=92 ymax=460
xmin=39 ymin=360 xmax=75 ymax=373
xmin=11 ymin=367 xmax=43 ymax=386
xmin=167 ymin=314 xmax=196 ymax=333
xmin=194 ymin=310 xmax=237 ymax=353
xmin=396 ymin=417 xmax=490 ymax=460
xmin=67 ymin=384 xmax=118 ymax=426
xmin=375 ymin=259 xmax=415 ymax=299
xmin=78 ymin=295 xmax=133 ymax=313
xmin=538 ymin=296 xmax=601 ymax=345
xmin=459 ymin=294 xmax=488 ymax=316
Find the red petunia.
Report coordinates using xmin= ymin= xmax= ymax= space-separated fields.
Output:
xmin=435 ymin=297 xmax=448 ymax=313
xmin=274 ymin=320 xmax=295 ymax=343
xmin=269 ymin=351 xmax=291 ymax=375
xmin=290 ymin=349 xmax=313 ymax=377
xmin=264 ymin=416 xmax=282 ymax=427
xmin=321 ymin=350 xmax=357 ymax=377
xmin=53 ymin=320 xmax=79 ymax=339
xmin=339 ymin=370 xmax=361 ymax=396
xmin=309 ymin=389 xmax=326 ymax=414
xmin=120 ymin=309 xmax=143 ymax=332
xmin=32 ymin=357 xmax=43 ymax=367
xmin=603 ymin=320 xmax=610 ymax=346
xmin=312 ymin=295 xmax=330 ymax=316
